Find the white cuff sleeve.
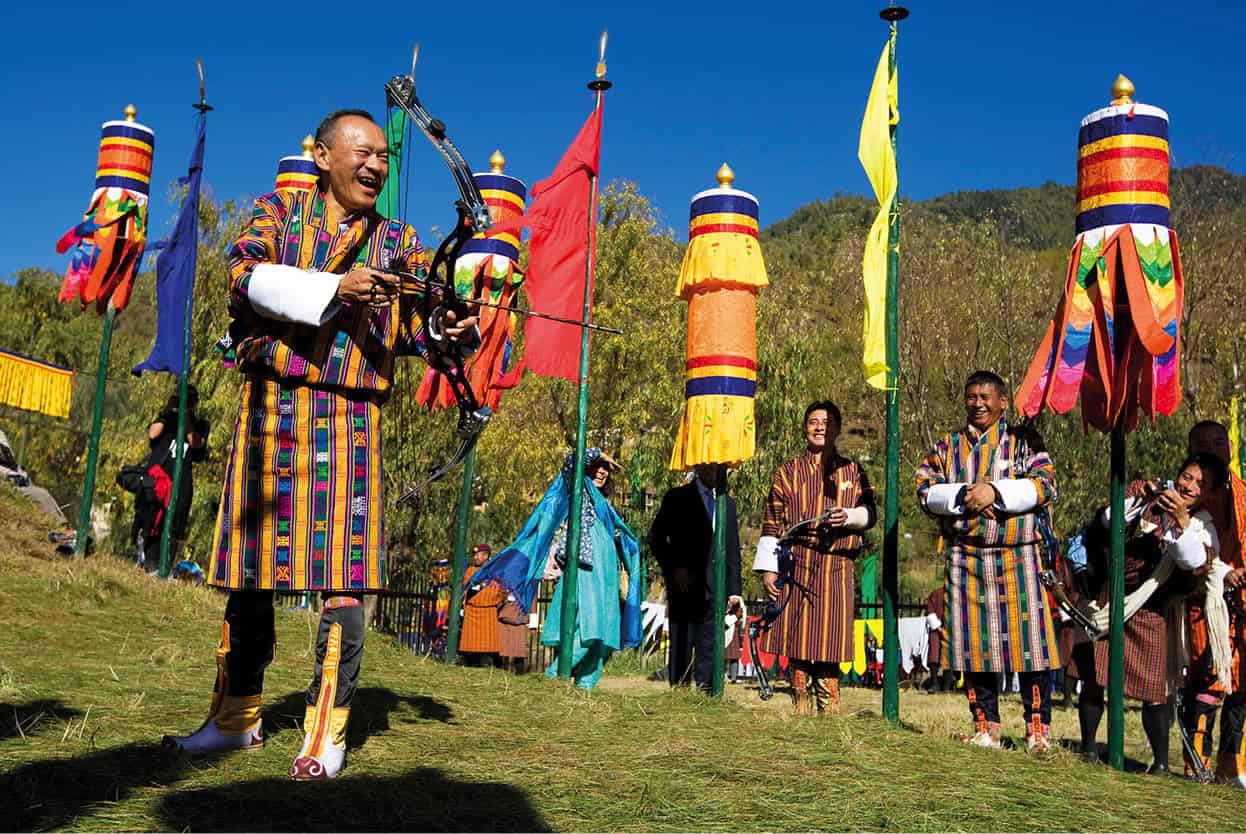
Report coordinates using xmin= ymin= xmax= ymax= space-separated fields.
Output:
xmin=925 ymin=612 xmax=942 ymax=632
xmin=1166 ymin=520 xmax=1213 ymax=572
xmin=924 ymin=483 xmax=967 ymax=516
xmin=842 ymin=506 xmax=871 ymax=530
xmin=753 ymin=535 xmax=779 ymax=573
xmin=248 ymin=264 xmax=341 ymax=326
xmin=991 ymin=479 xmax=1038 ymax=513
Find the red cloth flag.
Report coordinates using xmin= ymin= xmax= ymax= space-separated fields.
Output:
xmin=494 ymin=105 xmax=602 ymax=382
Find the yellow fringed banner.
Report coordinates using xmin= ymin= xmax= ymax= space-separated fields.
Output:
xmin=0 ymin=349 xmax=73 ymax=418
xmin=669 ymin=168 xmax=767 ymax=471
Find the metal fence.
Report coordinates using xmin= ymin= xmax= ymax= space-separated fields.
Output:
xmin=280 ymin=585 xmax=930 ymax=676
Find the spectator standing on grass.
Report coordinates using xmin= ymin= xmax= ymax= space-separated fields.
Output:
xmin=131 ymin=385 xmax=208 ymax=569
xmin=650 ymin=463 xmax=744 ymax=691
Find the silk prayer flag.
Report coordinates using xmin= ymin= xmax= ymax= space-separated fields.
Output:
xmin=491 ymin=106 xmax=602 ymax=382
xmin=858 ymin=42 xmax=897 ymax=391
xmin=134 ymin=114 xmax=206 ymax=376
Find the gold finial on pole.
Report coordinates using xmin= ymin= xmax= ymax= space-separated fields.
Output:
xmin=596 ymin=30 xmax=609 ymax=80
xmin=301 ymin=134 xmax=315 ymax=157
xmin=489 ymin=150 xmax=506 ymax=174
xmin=716 ymin=163 xmax=735 ymax=188
xmin=1111 ymin=74 xmax=1135 ymax=105
xmin=124 ymin=104 xmax=137 ymax=122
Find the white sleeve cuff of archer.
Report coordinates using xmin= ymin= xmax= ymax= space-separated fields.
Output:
xmin=991 ymin=479 xmax=1038 ymax=513
xmin=924 ymin=483 xmax=968 ymax=516
xmin=248 ymin=263 xmax=341 ymax=325
xmin=842 ymin=505 xmax=871 ymax=530
xmin=753 ymin=535 xmax=779 ymax=573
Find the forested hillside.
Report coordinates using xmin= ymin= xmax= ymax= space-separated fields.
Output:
xmin=3 ymin=167 xmax=1243 ymax=596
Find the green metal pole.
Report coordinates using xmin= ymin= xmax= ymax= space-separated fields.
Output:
xmin=880 ymin=5 xmax=906 ymax=724
xmin=1107 ymin=424 xmax=1127 ymax=770
xmin=711 ymin=466 xmax=728 ymax=698
xmin=156 ymin=292 xmax=194 ymax=577
xmin=557 ymin=176 xmax=595 ymax=679
xmin=558 ymin=50 xmax=610 ymax=680
xmin=444 ymin=445 xmax=476 ymax=664
xmin=74 ymin=304 xmax=116 ymax=556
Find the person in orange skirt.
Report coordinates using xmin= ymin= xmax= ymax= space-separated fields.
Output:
xmin=752 ymin=400 xmax=876 ymax=715
xmin=460 ymin=544 xmax=503 ymax=666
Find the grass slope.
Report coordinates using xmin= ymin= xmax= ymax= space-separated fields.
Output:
xmin=1 ymin=489 xmax=1243 ymax=832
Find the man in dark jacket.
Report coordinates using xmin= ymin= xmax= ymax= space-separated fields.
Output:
xmin=650 ymin=464 xmax=743 ymax=690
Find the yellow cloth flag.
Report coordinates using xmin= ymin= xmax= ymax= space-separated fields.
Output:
xmin=858 ymin=39 xmax=898 ymax=390
xmin=1232 ymin=395 xmax=1242 ymax=478
xmin=0 ymin=349 xmax=73 ymax=419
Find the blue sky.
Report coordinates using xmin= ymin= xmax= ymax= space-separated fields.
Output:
xmin=4 ymin=0 xmax=1243 ymax=280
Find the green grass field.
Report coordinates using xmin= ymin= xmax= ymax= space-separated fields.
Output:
xmin=2 ymin=488 xmax=1243 ymax=832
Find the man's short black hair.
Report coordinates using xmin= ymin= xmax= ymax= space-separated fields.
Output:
xmin=1180 ymin=452 xmax=1229 ymax=492
xmin=803 ymin=400 xmax=842 ymax=428
xmin=1189 ymin=419 xmax=1228 ymax=438
xmin=315 ymin=109 xmax=377 ymax=148
xmin=964 ymin=370 xmax=1008 ymax=397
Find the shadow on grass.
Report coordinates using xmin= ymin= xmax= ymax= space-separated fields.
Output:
xmin=156 ymin=767 xmax=551 ymax=832
xmin=1 ymin=698 xmax=83 ymax=741
xmin=1055 ymin=738 xmax=1153 ymax=772
xmin=0 ymin=687 xmax=457 ymax=831
xmin=0 ymin=742 xmax=233 ymax=831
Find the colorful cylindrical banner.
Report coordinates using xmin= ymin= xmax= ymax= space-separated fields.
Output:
xmin=417 ymin=152 xmax=527 ymax=412
xmin=275 ymin=136 xmax=319 ymax=191
xmin=1017 ymin=77 xmax=1183 ymax=432
xmin=670 ymin=167 xmax=768 ymax=470
xmin=56 ymin=106 xmax=154 ymax=313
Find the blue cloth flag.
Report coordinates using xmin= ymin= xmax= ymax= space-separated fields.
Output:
xmin=133 ymin=113 xmax=206 ymax=376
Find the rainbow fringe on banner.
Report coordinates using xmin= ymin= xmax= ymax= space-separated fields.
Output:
xmin=670 ymin=172 xmax=768 ymax=470
xmin=417 ymin=159 xmax=527 ymax=412
xmin=0 ymin=349 xmax=73 ymax=419
xmin=55 ymin=111 xmax=154 ymax=314
xmin=1017 ymin=87 xmax=1183 ymax=433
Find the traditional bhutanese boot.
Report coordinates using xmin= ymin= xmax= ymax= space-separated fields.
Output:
xmin=1025 ymin=723 xmax=1053 ymax=755
xmin=290 ymin=705 xmax=348 ymax=781
xmin=967 ymin=721 xmax=1002 ymax=749
xmin=812 ymin=674 xmax=841 ymax=715
xmin=163 ymin=622 xmax=264 ymax=753
xmin=791 ymin=667 xmax=814 ymax=717
xmin=1025 ymin=683 xmax=1052 ymax=755
xmin=290 ymin=621 xmax=349 ymax=780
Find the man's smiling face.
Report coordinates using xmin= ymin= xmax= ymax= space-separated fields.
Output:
xmin=314 ymin=115 xmax=389 ymax=213
xmin=964 ymin=383 xmax=1007 ymax=431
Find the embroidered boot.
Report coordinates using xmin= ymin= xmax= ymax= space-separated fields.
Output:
xmin=163 ymin=622 xmax=264 ymax=754
xmin=290 ymin=618 xmax=351 ymax=780
xmin=1025 ymin=723 xmax=1053 ymax=755
xmin=967 ymin=721 xmax=1002 ymax=749
xmin=791 ymin=667 xmax=814 ymax=716
xmin=812 ymin=674 xmax=841 ymax=715
xmin=290 ymin=705 xmax=349 ymax=781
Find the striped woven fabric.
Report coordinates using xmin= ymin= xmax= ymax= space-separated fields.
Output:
xmin=759 ymin=452 xmax=875 ymax=664
xmin=210 ymin=377 xmax=385 ymax=592
xmin=227 ymin=188 xmax=429 ymax=394
xmin=96 ymin=120 xmax=155 ymax=194
xmin=916 ymin=419 xmax=1060 ymax=673
xmin=275 ymin=155 xmax=319 ymax=191
xmin=460 ymin=565 xmax=504 ymax=654
xmin=1076 ymin=103 xmax=1170 ymax=233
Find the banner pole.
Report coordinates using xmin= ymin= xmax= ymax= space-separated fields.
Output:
xmin=879 ymin=2 xmax=908 ymax=724
xmin=445 ymin=445 xmax=476 ymax=664
xmin=558 ymin=33 xmax=611 ymax=680
xmin=74 ymin=303 xmax=116 ymax=556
